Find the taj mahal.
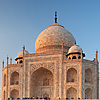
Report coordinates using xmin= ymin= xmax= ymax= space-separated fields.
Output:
xmin=2 ymin=12 xmax=99 ymax=100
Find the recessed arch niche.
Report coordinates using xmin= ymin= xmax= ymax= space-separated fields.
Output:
xmin=31 ymin=67 xmax=53 ymax=99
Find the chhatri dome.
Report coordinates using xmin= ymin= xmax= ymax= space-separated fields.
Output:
xmin=15 ymin=47 xmax=29 ymax=61
xmin=17 ymin=49 xmax=29 ymax=58
xmin=67 ymin=42 xmax=85 ymax=57
xmin=68 ymin=42 xmax=82 ymax=54
xmin=35 ymin=12 xmax=76 ymax=53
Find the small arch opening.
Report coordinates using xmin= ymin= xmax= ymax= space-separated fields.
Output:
xmin=78 ymin=56 xmax=81 ymax=59
xmin=72 ymin=56 xmax=76 ymax=59
xmin=19 ymin=60 xmax=23 ymax=63
xmin=69 ymin=57 xmax=71 ymax=59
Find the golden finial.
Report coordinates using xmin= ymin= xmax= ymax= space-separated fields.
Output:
xmin=55 ymin=11 xmax=57 ymax=23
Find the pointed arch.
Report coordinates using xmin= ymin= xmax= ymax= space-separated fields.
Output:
xmin=72 ymin=56 xmax=76 ymax=59
xmin=85 ymin=68 xmax=93 ymax=84
xmin=10 ymin=89 xmax=19 ymax=98
xmin=66 ymin=87 xmax=77 ymax=99
xmin=85 ymin=88 xmax=92 ymax=99
xmin=67 ymin=68 xmax=77 ymax=82
xmin=31 ymin=66 xmax=53 ymax=75
xmin=31 ymin=67 xmax=53 ymax=98
xmin=10 ymin=71 xmax=19 ymax=85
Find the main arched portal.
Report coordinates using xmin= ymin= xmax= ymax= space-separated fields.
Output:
xmin=31 ymin=67 xmax=53 ymax=99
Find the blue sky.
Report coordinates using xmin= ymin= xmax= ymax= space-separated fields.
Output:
xmin=0 ymin=0 xmax=100 ymax=99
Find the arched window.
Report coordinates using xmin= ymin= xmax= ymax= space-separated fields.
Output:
xmin=78 ymin=56 xmax=81 ymax=59
xmin=67 ymin=68 xmax=77 ymax=82
xmin=10 ymin=89 xmax=19 ymax=98
xmin=69 ymin=57 xmax=71 ymax=59
xmin=19 ymin=60 xmax=23 ymax=63
xmin=4 ymin=74 xmax=6 ymax=86
xmin=66 ymin=87 xmax=77 ymax=99
xmin=72 ymin=56 xmax=76 ymax=59
xmin=85 ymin=88 xmax=92 ymax=99
xmin=85 ymin=68 xmax=93 ymax=84
xmin=10 ymin=72 xmax=19 ymax=85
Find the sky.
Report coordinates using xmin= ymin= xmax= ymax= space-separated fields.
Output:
xmin=0 ymin=0 xmax=100 ymax=99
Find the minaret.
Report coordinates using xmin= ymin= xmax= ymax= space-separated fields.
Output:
xmin=6 ymin=56 xmax=9 ymax=100
xmin=95 ymin=50 xmax=98 ymax=62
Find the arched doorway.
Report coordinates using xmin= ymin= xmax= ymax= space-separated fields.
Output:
xmin=31 ymin=67 xmax=53 ymax=99
xmin=85 ymin=68 xmax=93 ymax=84
xmin=66 ymin=87 xmax=77 ymax=99
xmin=10 ymin=89 xmax=19 ymax=98
xmin=10 ymin=71 xmax=19 ymax=85
xmin=67 ymin=68 xmax=77 ymax=82
xmin=85 ymin=88 xmax=92 ymax=99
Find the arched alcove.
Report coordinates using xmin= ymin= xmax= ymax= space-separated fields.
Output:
xmin=78 ymin=56 xmax=81 ymax=59
xmin=85 ymin=68 xmax=93 ymax=84
xmin=85 ymin=88 xmax=92 ymax=99
xmin=10 ymin=72 xmax=19 ymax=85
xmin=67 ymin=68 xmax=77 ymax=82
xmin=4 ymin=74 xmax=6 ymax=86
xmin=10 ymin=89 xmax=19 ymax=98
xmin=66 ymin=87 xmax=77 ymax=99
xmin=72 ymin=56 xmax=76 ymax=59
xmin=31 ymin=67 xmax=53 ymax=98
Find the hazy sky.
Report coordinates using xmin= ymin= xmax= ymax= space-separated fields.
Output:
xmin=0 ymin=0 xmax=100 ymax=99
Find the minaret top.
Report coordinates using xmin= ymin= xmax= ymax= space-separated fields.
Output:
xmin=55 ymin=11 xmax=57 ymax=23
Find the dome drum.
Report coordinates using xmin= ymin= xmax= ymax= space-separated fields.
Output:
xmin=36 ymin=45 xmax=70 ymax=53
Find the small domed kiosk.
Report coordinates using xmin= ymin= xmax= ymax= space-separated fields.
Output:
xmin=15 ymin=48 xmax=29 ymax=64
xmin=66 ymin=42 xmax=85 ymax=59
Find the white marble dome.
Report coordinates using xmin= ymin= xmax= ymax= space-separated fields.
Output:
xmin=17 ymin=50 xmax=29 ymax=58
xmin=35 ymin=23 xmax=76 ymax=53
xmin=68 ymin=44 xmax=82 ymax=54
